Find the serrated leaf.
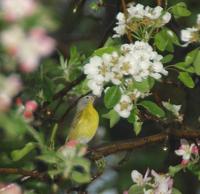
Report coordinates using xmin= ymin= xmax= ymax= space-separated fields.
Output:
xmin=193 ymin=50 xmax=200 ymax=75
xmin=11 ymin=142 xmax=37 ymax=161
xmin=139 ymin=100 xmax=165 ymax=118
xmin=104 ymin=86 xmax=121 ymax=109
xmin=178 ymin=72 xmax=194 ymax=88
xmin=103 ymin=109 xmax=120 ymax=128
xmin=128 ymin=185 xmax=144 ymax=194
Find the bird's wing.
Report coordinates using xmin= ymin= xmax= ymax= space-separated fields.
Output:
xmin=66 ymin=109 xmax=85 ymax=141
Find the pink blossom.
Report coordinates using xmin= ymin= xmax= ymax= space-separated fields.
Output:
xmin=175 ymin=139 xmax=199 ymax=165
xmin=0 ymin=183 xmax=22 ymax=194
xmin=131 ymin=169 xmax=151 ymax=186
xmin=19 ymin=28 xmax=55 ymax=73
xmin=151 ymin=170 xmax=173 ymax=194
xmin=0 ymin=75 xmax=22 ymax=112
xmin=0 ymin=0 xmax=37 ymax=22
xmin=25 ymin=100 xmax=38 ymax=112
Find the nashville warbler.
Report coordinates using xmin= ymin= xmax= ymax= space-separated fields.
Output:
xmin=66 ymin=95 xmax=99 ymax=144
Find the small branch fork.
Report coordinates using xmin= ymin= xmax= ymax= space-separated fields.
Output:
xmin=1 ymin=129 xmax=200 ymax=182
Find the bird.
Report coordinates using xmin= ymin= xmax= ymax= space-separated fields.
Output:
xmin=66 ymin=95 xmax=99 ymax=144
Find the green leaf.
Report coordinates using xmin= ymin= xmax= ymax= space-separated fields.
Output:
xmin=174 ymin=62 xmax=194 ymax=73
xmin=104 ymin=86 xmax=121 ymax=109
xmin=161 ymin=54 xmax=174 ymax=64
xmin=193 ymin=50 xmax=200 ymax=75
xmin=178 ymin=72 xmax=194 ymax=88
xmin=103 ymin=109 xmax=120 ymax=128
xmin=165 ymin=28 xmax=180 ymax=45
xmin=93 ymin=46 xmax=118 ymax=56
xmin=139 ymin=100 xmax=165 ymax=118
xmin=37 ymin=151 xmax=61 ymax=164
xmin=171 ymin=2 xmax=191 ymax=18
xmin=11 ymin=142 xmax=37 ymax=161
xmin=169 ymin=165 xmax=183 ymax=176
xmin=155 ymin=30 xmax=168 ymax=51
xmin=185 ymin=49 xmax=198 ymax=65
xmin=71 ymin=158 xmax=91 ymax=183
xmin=133 ymin=78 xmax=155 ymax=93
xmin=134 ymin=119 xmax=143 ymax=135
xmin=172 ymin=188 xmax=182 ymax=194
xmin=128 ymin=185 xmax=144 ymax=194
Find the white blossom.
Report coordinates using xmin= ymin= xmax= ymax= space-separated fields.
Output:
xmin=113 ymin=3 xmax=171 ymax=38
xmin=114 ymin=95 xmax=133 ymax=118
xmin=131 ymin=169 xmax=151 ymax=186
xmin=181 ymin=27 xmax=198 ymax=43
xmin=0 ymin=0 xmax=37 ymax=22
xmin=113 ymin=12 xmax=126 ymax=37
xmin=151 ymin=170 xmax=173 ymax=194
xmin=197 ymin=14 xmax=200 ymax=25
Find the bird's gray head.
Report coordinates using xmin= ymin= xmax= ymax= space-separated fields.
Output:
xmin=77 ymin=95 xmax=95 ymax=111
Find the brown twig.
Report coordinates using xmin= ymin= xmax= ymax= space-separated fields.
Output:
xmin=156 ymin=0 xmax=162 ymax=6
xmin=88 ymin=129 xmax=200 ymax=160
xmin=120 ymin=0 xmax=132 ymax=42
xmin=0 ymin=168 xmax=49 ymax=182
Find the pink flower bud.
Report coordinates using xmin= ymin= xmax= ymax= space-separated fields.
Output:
xmin=66 ymin=140 xmax=79 ymax=148
xmin=25 ymin=100 xmax=37 ymax=112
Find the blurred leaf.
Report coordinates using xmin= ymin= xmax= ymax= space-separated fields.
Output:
xmin=37 ymin=151 xmax=61 ymax=164
xmin=193 ymin=50 xmax=200 ymax=75
xmin=71 ymin=157 xmax=91 ymax=183
xmin=128 ymin=185 xmax=144 ymax=194
xmin=104 ymin=86 xmax=121 ymax=109
xmin=103 ymin=109 xmax=120 ymax=128
xmin=139 ymin=100 xmax=165 ymax=118
xmin=169 ymin=165 xmax=183 ymax=176
xmin=171 ymin=2 xmax=191 ymax=18
xmin=178 ymin=72 xmax=194 ymax=88
xmin=172 ymin=188 xmax=182 ymax=194
xmin=11 ymin=142 xmax=37 ymax=161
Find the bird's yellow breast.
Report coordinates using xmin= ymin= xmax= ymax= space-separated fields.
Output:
xmin=68 ymin=101 xmax=99 ymax=144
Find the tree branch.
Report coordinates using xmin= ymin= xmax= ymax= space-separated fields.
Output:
xmin=88 ymin=129 xmax=200 ymax=160
xmin=120 ymin=0 xmax=132 ymax=42
xmin=0 ymin=168 xmax=49 ymax=182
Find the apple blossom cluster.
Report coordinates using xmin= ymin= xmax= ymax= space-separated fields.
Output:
xmin=181 ymin=14 xmax=200 ymax=44
xmin=0 ymin=0 xmax=37 ymax=22
xmin=0 ymin=26 xmax=55 ymax=72
xmin=16 ymin=98 xmax=38 ymax=122
xmin=113 ymin=3 xmax=171 ymax=38
xmin=0 ymin=0 xmax=55 ymax=73
xmin=84 ymin=41 xmax=167 ymax=117
xmin=0 ymin=75 xmax=22 ymax=112
xmin=131 ymin=169 xmax=173 ymax=194
xmin=175 ymin=139 xmax=199 ymax=165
